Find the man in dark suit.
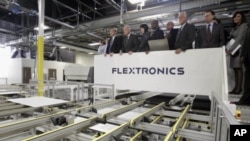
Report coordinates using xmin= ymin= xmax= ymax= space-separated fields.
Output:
xmin=196 ymin=10 xmax=225 ymax=48
xmin=165 ymin=21 xmax=178 ymax=50
xmin=120 ymin=25 xmax=139 ymax=55
xmin=237 ymin=22 xmax=250 ymax=105
xmin=149 ymin=20 xmax=164 ymax=40
xmin=175 ymin=12 xmax=196 ymax=54
xmin=105 ymin=27 xmax=122 ymax=57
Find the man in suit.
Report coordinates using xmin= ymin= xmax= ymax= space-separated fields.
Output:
xmin=149 ymin=20 xmax=164 ymax=40
xmin=105 ymin=27 xmax=122 ymax=57
xmin=196 ymin=10 xmax=225 ymax=48
xmin=237 ymin=22 xmax=250 ymax=105
xmin=120 ymin=25 xmax=139 ymax=55
xmin=175 ymin=12 xmax=196 ymax=54
xmin=165 ymin=21 xmax=178 ymax=50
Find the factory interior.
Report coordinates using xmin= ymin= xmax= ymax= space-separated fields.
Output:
xmin=0 ymin=0 xmax=250 ymax=141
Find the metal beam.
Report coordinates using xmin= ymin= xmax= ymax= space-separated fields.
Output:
xmin=105 ymin=0 xmax=120 ymax=12
xmin=45 ymin=16 xmax=75 ymax=29
xmin=86 ymin=31 xmax=104 ymax=40
xmin=52 ymin=0 xmax=91 ymax=19
xmin=78 ymin=1 xmax=103 ymax=16
xmin=0 ymin=27 xmax=16 ymax=35
xmin=22 ymin=117 xmax=97 ymax=141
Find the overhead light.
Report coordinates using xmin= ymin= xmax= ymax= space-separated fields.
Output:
xmin=88 ymin=42 xmax=99 ymax=46
xmin=88 ymin=52 xmax=94 ymax=55
xmin=128 ymin=0 xmax=145 ymax=4
xmin=60 ymin=46 xmax=67 ymax=49
xmin=34 ymin=25 xmax=50 ymax=31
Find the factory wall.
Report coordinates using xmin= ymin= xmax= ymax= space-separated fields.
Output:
xmin=75 ymin=52 xmax=94 ymax=66
xmin=0 ymin=58 xmax=89 ymax=84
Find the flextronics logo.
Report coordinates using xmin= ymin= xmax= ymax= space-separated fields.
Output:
xmin=112 ymin=67 xmax=184 ymax=75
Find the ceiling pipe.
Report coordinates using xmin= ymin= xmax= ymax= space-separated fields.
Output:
xmin=105 ymin=0 xmax=120 ymax=12
xmin=45 ymin=16 xmax=75 ymax=29
xmin=120 ymin=0 xmax=124 ymax=24
xmin=86 ymin=31 xmax=104 ymax=40
xmin=0 ymin=27 xmax=17 ymax=35
xmin=52 ymin=0 xmax=91 ymax=19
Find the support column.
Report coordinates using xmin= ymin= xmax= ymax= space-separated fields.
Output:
xmin=37 ymin=0 xmax=45 ymax=96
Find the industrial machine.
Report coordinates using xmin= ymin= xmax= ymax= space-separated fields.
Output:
xmin=0 ymin=88 xmax=243 ymax=141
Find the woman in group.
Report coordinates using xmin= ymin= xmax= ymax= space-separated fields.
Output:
xmin=227 ymin=11 xmax=248 ymax=94
xmin=138 ymin=24 xmax=150 ymax=54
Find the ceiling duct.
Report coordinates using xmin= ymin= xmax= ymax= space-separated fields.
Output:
xmin=77 ymin=0 xmax=230 ymax=32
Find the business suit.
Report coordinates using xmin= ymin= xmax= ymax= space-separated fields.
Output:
xmin=149 ymin=28 xmax=164 ymax=40
xmin=196 ymin=23 xmax=225 ymax=48
xmin=106 ymin=35 xmax=123 ymax=54
xmin=237 ymin=23 xmax=250 ymax=105
xmin=138 ymin=32 xmax=150 ymax=52
xmin=166 ymin=29 xmax=178 ymax=50
xmin=229 ymin=23 xmax=248 ymax=68
xmin=175 ymin=23 xmax=195 ymax=51
xmin=122 ymin=34 xmax=139 ymax=53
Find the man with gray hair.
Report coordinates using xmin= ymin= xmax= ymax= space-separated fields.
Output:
xmin=120 ymin=25 xmax=139 ymax=55
xmin=105 ymin=26 xmax=123 ymax=56
xmin=175 ymin=12 xmax=195 ymax=54
xmin=165 ymin=21 xmax=178 ymax=50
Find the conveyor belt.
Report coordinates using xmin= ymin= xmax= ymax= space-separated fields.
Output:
xmin=192 ymin=95 xmax=211 ymax=111
xmin=115 ymin=91 xmax=147 ymax=99
xmin=145 ymin=93 xmax=178 ymax=106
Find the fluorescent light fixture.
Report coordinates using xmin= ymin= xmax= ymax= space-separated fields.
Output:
xmin=88 ymin=42 xmax=99 ymax=46
xmin=88 ymin=52 xmax=94 ymax=55
xmin=60 ymin=46 xmax=67 ymax=49
xmin=128 ymin=0 xmax=145 ymax=4
xmin=34 ymin=25 xmax=50 ymax=31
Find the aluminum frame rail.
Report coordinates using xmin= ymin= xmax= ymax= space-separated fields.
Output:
xmin=164 ymin=105 xmax=190 ymax=141
xmin=20 ymin=100 xmax=146 ymax=141
xmin=130 ymin=102 xmax=165 ymax=127
xmin=0 ymin=100 xmax=37 ymax=117
xmin=92 ymin=123 xmax=129 ymax=141
xmin=0 ymin=100 xmax=119 ymax=136
xmin=22 ymin=116 xmax=98 ymax=141
xmin=129 ymin=116 xmax=163 ymax=141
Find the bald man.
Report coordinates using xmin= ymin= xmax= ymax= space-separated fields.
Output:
xmin=165 ymin=21 xmax=178 ymax=50
xmin=175 ymin=12 xmax=195 ymax=54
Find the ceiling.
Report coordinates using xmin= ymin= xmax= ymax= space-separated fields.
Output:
xmin=0 ymin=0 xmax=249 ymax=54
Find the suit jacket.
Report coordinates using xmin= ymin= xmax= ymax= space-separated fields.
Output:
xmin=196 ymin=23 xmax=225 ymax=48
xmin=150 ymin=28 xmax=164 ymax=40
xmin=138 ymin=32 xmax=150 ymax=52
xmin=230 ymin=23 xmax=248 ymax=51
xmin=122 ymin=34 xmax=139 ymax=53
xmin=106 ymin=35 xmax=123 ymax=54
xmin=175 ymin=23 xmax=195 ymax=51
xmin=241 ymin=23 xmax=250 ymax=67
xmin=166 ymin=29 xmax=178 ymax=50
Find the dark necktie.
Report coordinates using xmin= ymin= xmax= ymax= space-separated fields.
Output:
xmin=206 ymin=24 xmax=211 ymax=42
xmin=176 ymin=26 xmax=182 ymax=42
xmin=109 ymin=37 xmax=114 ymax=53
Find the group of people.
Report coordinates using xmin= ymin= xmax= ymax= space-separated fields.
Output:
xmin=98 ymin=12 xmax=195 ymax=55
xmin=97 ymin=10 xmax=250 ymax=105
